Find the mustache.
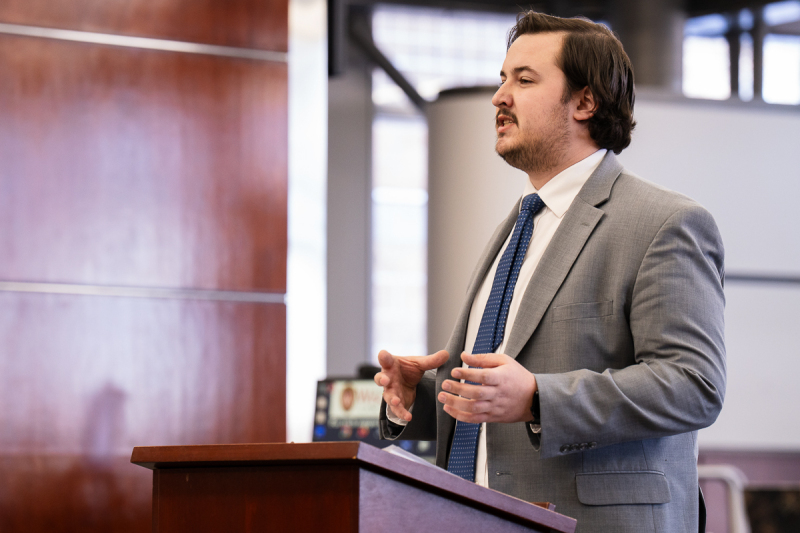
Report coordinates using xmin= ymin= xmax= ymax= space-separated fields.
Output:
xmin=495 ymin=107 xmax=517 ymax=123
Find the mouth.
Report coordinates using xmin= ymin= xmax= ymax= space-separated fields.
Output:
xmin=495 ymin=109 xmax=516 ymax=134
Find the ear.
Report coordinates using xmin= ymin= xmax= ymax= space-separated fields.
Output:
xmin=573 ymin=86 xmax=598 ymax=122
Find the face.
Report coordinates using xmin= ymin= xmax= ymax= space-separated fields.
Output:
xmin=492 ymin=32 xmax=574 ymax=176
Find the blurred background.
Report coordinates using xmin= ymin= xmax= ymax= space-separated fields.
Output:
xmin=1 ymin=0 xmax=798 ymax=531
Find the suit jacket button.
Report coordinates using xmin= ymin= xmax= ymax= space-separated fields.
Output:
xmin=579 ymin=443 xmax=589 ymax=450
xmin=559 ymin=445 xmax=569 ymax=454
xmin=589 ymin=442 xmax=597 ymax=448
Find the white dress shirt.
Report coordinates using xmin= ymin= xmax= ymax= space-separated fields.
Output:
xmin=389 ymin=149 xmax=606 ymax=487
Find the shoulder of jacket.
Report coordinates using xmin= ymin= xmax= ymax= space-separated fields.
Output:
xmin=613 ymin=170 xmax=709 ymax=214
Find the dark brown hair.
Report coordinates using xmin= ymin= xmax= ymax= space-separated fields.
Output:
xmin=508 ymin=12 xmax=636 ymax=154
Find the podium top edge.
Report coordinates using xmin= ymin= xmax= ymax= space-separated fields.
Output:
xmin=131 ymin=441 xmax=366 ymax=469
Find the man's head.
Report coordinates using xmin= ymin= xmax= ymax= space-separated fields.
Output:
xmin=506 ymin=12 xmax=636 ymax=155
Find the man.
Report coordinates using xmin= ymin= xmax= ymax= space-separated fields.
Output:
xmin=375 ymin=12 xmax=725 ymax=533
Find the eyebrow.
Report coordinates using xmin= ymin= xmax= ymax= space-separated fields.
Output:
xmin=499 ymin=66 xmax=540 ymax=78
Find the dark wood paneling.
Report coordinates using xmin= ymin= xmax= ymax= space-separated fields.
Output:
xmin=1 ymin=1 xmax=289 ymax=530
xmin=0 ymin=34 xmax=287 ymax=292
xmin=0 ymin=292 xmax=285 ymax=453
xmin=0 ymin=455 xmax=151 ymax=533
xmin=0 ymin=291 xmax=285 ymax=531
xmin=0 ymin=0 xmax=287 ymax=52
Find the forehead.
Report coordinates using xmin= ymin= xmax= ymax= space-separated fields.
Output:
xmin=502 ymin=32 xmax=565 ymax=73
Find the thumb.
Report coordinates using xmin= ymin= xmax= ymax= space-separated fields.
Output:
xmin=462 ymin=351 xmax=506 ymax=368
xmin=377 ymin=349 xmax=395 ymax=370
xmin=419 ymin=350 xmax=449 ymax=370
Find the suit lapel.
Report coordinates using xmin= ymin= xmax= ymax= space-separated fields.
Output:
xmin=504 ymin=152 xmax=623 ymax=359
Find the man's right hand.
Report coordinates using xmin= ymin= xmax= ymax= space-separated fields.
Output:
xmin=374 ymin=349 xmax=449 ymax=422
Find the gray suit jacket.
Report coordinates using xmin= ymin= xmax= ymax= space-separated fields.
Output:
xmin=380 ymin=152 xmax=726 ymax=532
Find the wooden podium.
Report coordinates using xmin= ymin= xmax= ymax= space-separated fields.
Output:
xmin=131 ymin=441 xmax=576 ymax=532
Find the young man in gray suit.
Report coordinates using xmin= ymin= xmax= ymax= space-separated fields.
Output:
xmin=375 ymin=12 xmax=725 ymax=533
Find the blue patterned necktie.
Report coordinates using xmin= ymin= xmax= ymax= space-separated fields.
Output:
xmin=446 ymin=193 xmax=545 ymax=482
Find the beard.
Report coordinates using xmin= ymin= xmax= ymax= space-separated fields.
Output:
xmin=495 ymin=103 xmax=571 ymax=175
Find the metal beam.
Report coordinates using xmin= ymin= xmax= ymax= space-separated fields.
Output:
xmin=348 ymin=8 xmax=428 ymax=112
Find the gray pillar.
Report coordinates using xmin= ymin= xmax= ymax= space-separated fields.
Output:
xmin=726 ymin=16 xmax=741 ymax=98
xmin=609 ymin=0 xmax=685 ymax=92
xmin=427 ymin=89 xmax=527 ymax=353
xmin=327 ymin=40 xmax=373 ymax=377
xmin=753 ymin=8 xmax=765 ymax=101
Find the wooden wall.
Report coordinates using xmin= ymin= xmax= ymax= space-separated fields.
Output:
xmin=0 ymin=1 xmax=288 ymax=531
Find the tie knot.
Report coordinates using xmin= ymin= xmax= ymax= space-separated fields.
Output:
xmin=521 ymin=193 xmax=544 ymax=216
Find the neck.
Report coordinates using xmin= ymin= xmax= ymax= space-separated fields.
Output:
xmin=527 ymin=144 xmax=600 ymax=190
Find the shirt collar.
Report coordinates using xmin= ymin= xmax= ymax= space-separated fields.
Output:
xmin=521 ymin=149 xmax=607 ymax=218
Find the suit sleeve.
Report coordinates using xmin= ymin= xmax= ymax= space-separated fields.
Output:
xmin=532 ymin=204 xmax=726 ymax=459
xmin=379 ymin=369 xmax=438 ymax=441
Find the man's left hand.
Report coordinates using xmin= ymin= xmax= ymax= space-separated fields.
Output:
xmin=437 ymin=352 xmax=537 ymax=424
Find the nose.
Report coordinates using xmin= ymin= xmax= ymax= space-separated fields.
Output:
xmin=492 ymin=83 xmax=511 ymax=108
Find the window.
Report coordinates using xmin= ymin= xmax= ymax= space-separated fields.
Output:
xmin=371 ymin=114 xmax=428 ymax=358
xmin=682 ymin=2 xmax=800 ymax=104
xmin=763 ymin=1 xmax=800 ymax=104
xmin=683 ymin=34 xmax=732 ymax=100
xmin=763 ymin=34 xmax=800 ymax=104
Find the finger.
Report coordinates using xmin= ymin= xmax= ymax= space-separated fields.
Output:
xmin=451 ymin=366 xmax=496 ymax=386
xmin=377 ymin=350 xmax=395 ymax=370
xmin=442 ymin=403 xmax=488 ymax=424
xmin=441 ymin=379 xmax=492 ymax=401
xmin=438 ymin=390 xmax=490 ymax=415
xmin=461 ymin=351 xmax=507 ymax=369
xmin=373 ymin=372 xmax=389 ymax=387
xmin=417 ymin=349 xmax=449 ymax=370
xmin=386 ymin=394 xmax=412 ymax=421
xmin=385 ymin=398 xmax=410 ymax=421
